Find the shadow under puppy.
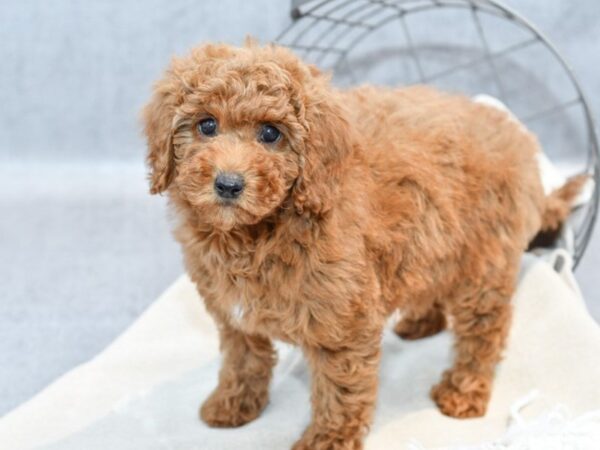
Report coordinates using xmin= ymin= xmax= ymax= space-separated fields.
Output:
xmin=143 ymin=42 xmax=584 ymax=450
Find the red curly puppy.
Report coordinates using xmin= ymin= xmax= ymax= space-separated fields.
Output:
xmin=143 ymin=42 xmax=583 ymax=449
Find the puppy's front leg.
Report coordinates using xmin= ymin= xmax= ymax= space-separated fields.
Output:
xmin=200 ymin=319 xmax=276 ymax=427
xmin=293 ymin=341 xmax=382 ymax=450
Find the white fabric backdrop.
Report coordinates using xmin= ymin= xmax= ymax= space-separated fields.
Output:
xmin=1 ymin=0 xmax=599 ymax=417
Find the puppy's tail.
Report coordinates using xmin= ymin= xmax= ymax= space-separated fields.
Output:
xmin=540 ymin=174 xmax=588 ymax=232
xmin=528 ymin=174 xmax=588 ymax=249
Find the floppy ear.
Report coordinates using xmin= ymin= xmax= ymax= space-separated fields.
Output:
xmin=142 ymin=79 xmax=179 ymax=195
xmin=292 ymin=85 xmax=354 ymax=216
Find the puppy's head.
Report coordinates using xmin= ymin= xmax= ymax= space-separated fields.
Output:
xmin=143 ymin=42 xmax=352 ymax=230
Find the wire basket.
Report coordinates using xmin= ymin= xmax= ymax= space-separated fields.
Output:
xmin=276 ymin=0 xmax=599 ymax=268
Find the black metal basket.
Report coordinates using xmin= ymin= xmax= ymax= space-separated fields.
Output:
xmin=276 ymin=0 xmax=599 ymax=268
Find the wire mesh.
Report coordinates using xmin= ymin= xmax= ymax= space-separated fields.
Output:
xmin=277 ymin=0 xmax=599 ymax=268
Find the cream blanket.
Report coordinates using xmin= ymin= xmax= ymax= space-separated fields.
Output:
xmin=1 ymin=251 xmax=599 ymax=450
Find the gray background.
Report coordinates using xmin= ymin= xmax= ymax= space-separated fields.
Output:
xmin=1 ymin=0 xmax=599 ymax=416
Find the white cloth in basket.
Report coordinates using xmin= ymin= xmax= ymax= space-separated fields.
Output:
xmin=1 ymin=251 xmax=599 ymax=450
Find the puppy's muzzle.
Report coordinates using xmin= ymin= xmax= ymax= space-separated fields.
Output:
xmin=214 ymin=172 xmax=245 ymax=200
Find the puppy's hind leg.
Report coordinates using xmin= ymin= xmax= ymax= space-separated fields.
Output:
xmin=431 ymin=277 xmax=513 ymax=418
xmin=394 ymin=303 xmax=446 ymax=340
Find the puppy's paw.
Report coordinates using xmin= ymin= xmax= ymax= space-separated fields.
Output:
xmin=430 ymin=370 xmax=491 ymax=418
xmin=200 ymin=384 xmax=268 ymax=428
xmin=292 ymin=426 xmax=363 ymax=450
xmin=394 ymin=309 xmax=446 ymax=340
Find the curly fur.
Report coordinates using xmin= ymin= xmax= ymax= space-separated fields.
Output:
xmin=143 ymin=42 xmax=583 ymax=450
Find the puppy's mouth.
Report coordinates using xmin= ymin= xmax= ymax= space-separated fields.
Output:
xmin=213 ymin=196 xmax=257 ymax=219
xmin=214 ymin=194 xmax=249 ymax=210
xmin=216 ymin=197 xmax=238 ymax=207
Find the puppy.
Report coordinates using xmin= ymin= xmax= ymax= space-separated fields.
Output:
xmin=143 ymin=42 xmax=584 ymax=449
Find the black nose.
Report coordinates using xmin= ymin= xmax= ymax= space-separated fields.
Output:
xmin=214 ymin=173 xmax=245 ymax=199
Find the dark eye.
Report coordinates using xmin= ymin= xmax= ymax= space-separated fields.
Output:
xmin=197 ymin=117 xmax=217 ymax=137
xmin=259 ymin=124 xmax=281 ymax=144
